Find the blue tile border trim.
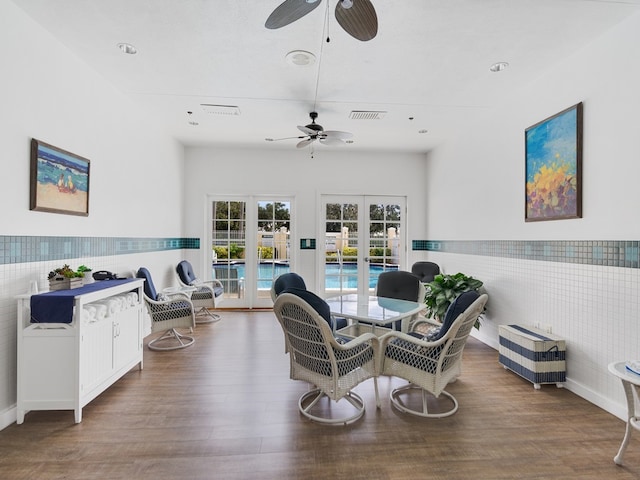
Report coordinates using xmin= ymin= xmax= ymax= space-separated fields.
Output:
xmin=412 ymin=239 xmax=640 ymax=269
xmin=0 ymin=236 xmax=200 ymax=265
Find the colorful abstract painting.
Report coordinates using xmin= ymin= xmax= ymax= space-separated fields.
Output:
xmin=525 ymin=103 xmax=582 ymax=221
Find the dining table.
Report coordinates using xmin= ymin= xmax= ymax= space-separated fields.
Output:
xmin=325 ymin=293 xmax=425 ymax=338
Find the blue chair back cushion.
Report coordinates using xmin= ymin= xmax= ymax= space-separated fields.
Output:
xmin=411 ymin=261 xmax=440 ymax=283
xmin=282 ymin=288 xmax=332 ymax=325
xmin=385 ymin=290 xmax=480 ymax=367
xmin=430 ymin=290 xmax=480 ymax=341
xmin=176 ymin=260 xmax=197 ymax=284
xmin=273 ymin=273 xmax=307 ymax=297
xmin=376 ymin=270 xmax=420 ymax=302
xmin=136 ymin=267 xmax=158 ymax=300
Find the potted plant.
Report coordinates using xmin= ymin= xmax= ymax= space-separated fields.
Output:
xmin=78 ymin=265 xmax=93 ymax=284
xmin=424 ymin=272 xmax=485 ymax=328
xmin=47 ymin=264 xmax=84 ymax=290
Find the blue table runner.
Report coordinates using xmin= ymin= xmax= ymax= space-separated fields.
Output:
xmin=30 ymin=279 xmax=139 ymax=324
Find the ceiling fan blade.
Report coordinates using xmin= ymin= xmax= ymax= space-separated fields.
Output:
xmin=335 ymin=0 xmax=378 ymax=41
xmin=319 ymin=137 xmax=346 ymax=146
xmin=322 ymin=130 xmax=353 ymax=140
xmin=296 ymin=137 xmax=315 ymax=148
xmin=297 ymin=125 xmax=317 ymax=135
xmin=265 ymin=0 xmax=323 ymax=29
xmin=265 ymin=135 xmax=307 ymax=142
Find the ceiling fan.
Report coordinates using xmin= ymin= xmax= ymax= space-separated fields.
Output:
xmin=266 ymin=111 xmax=353 ymax=148
xmin=265 ymin=0 xmax=378 ymax=42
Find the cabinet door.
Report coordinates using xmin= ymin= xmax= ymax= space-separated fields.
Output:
xmin=113 ymin=307 xmax=141 ymax=371
xmin=80 ymin=318 xmax=114 ymax=394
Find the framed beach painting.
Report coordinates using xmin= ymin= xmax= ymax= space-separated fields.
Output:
xmin=30 ymin=139 xmax=90 ymax=216
xmin=525 ymin=102 xmax=583 ymax=222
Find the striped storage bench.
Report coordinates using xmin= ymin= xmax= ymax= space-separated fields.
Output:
xmin=498 ymin=324 xmax=566 ymax=389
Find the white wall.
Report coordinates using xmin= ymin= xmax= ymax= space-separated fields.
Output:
xmin=0 ymin=0 xmax=185 ymax=429
xmin=184 ymin=146 xmax=429 ymax=292
xmin=423 ymin=12 xmax=640 ymax=419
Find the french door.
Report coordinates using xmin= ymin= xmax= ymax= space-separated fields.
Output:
xmin=320 ymin=195 xmax=406 ymax=298
xmin=208 ymin=196 xmax=294 ymax=309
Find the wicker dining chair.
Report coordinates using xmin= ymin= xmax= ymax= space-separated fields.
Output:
xmin=176 ymin=260 xmax=224 ymax=323
xmin=373 ymin=270 xmax=426 ymax=332
xmin=273 ymin=290 xmax=380 ymax=425
xmin=380 ymin=291 xmax=488 ymax=417
xmin=137 ymin=267 xmax=196 ymax=351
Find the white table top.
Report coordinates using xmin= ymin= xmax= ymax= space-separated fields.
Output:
xmin=325 ymin=293 xmax=424 ymax=327
xmin=609 ymin=361 xmax=640 ymax=386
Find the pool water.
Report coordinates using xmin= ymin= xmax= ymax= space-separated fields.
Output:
xmin=213 ymin=263 xmax=397 ymax=289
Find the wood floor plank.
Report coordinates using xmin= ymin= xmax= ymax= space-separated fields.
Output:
xmin=2 ymin=310 xmax=640 ymax=479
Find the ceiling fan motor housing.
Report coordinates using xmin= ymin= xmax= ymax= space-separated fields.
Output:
xmin=306 ymin=111 xmax=323 ymax=132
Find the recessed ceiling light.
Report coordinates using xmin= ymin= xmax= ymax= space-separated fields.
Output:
xmin=490 ymin=61 xmax=509 ymax=72
xmin=285 ymin=50 xmax=316 ymax=67
xmin=117 ymin=43 xmax=137 ymax=55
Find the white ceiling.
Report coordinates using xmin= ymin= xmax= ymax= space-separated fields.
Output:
xmin=11 ymin=0 xmax=640 ymax=154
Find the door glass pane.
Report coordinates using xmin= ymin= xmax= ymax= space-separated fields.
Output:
xmin=212 ymin=201 xmax=246 ymax=299
xmin=325 ymin=203 xmax=359 ymax=293
xmin=257 ymin=201 xmax=291 ymax=299
xmin=368 ymin=201 xmax=401 ymax=287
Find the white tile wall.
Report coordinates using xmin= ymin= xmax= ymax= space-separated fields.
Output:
xmin=427 ymin=251 xmax=639 ymax=420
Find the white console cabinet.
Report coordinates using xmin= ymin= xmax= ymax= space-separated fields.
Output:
xmin=16 ymin=279 xmax=144 ymax=423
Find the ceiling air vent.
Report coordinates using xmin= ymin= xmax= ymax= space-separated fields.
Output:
xmin=349 ymin=110 xmax=386 ymax=120
xmin=200 ymin=104 xmax=241 ymax=116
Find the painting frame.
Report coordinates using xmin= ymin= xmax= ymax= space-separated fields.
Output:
xmin=525 ymin=102 xmax=583 ymax=222
xmin=30 ymin=138 xmax=90 ymax=216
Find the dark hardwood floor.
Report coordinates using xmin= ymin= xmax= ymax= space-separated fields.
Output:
xmin=1 ymin=310 xmax=639 ymax=480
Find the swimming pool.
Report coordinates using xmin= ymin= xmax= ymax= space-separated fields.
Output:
xmin=213 ymin=262 xmax=397 ymax=289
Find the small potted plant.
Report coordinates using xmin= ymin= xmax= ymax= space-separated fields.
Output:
xmin=48 ymin=264 xmax=84 ymax=290
xmin=424 ymin=272 xmax=485 ymax=328
xmin=77 ymin=265 xmax=93 ymax=284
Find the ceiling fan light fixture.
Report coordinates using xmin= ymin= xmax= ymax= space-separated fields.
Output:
xmin=285 ymin=50 xmax=316 ymax=66
xmin=490 ymin=61 xmax=509 ymax=72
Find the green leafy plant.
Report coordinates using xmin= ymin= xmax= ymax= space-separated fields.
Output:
xmin=424 ymin=272 xmax=484 ymax=328
xmin=77 ymin=265 xmax=92 ymax=273
xmin=48 ymin=264 xmax=84 ymax=279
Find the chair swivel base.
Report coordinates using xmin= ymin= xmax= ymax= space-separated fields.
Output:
xmin=390 ymin=384 xmax=459 ymax=418
xmin=195 ymin=307 xmax=221 ymax=324
xmin=298 ymin=388 xmax=365 ymax=425
xmin=148 ymin=328 xmax=195 ymax=351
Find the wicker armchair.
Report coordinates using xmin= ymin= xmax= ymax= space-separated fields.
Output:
xmin=137 ymin=267 xmax=196 ymax=351
xmin=176 ymin=260 xmax=224 ymax=323
xmin=380 ymin=291 xmax=488 ymax=417
xmin=273 ymin=290 xmax=380 ymax=425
